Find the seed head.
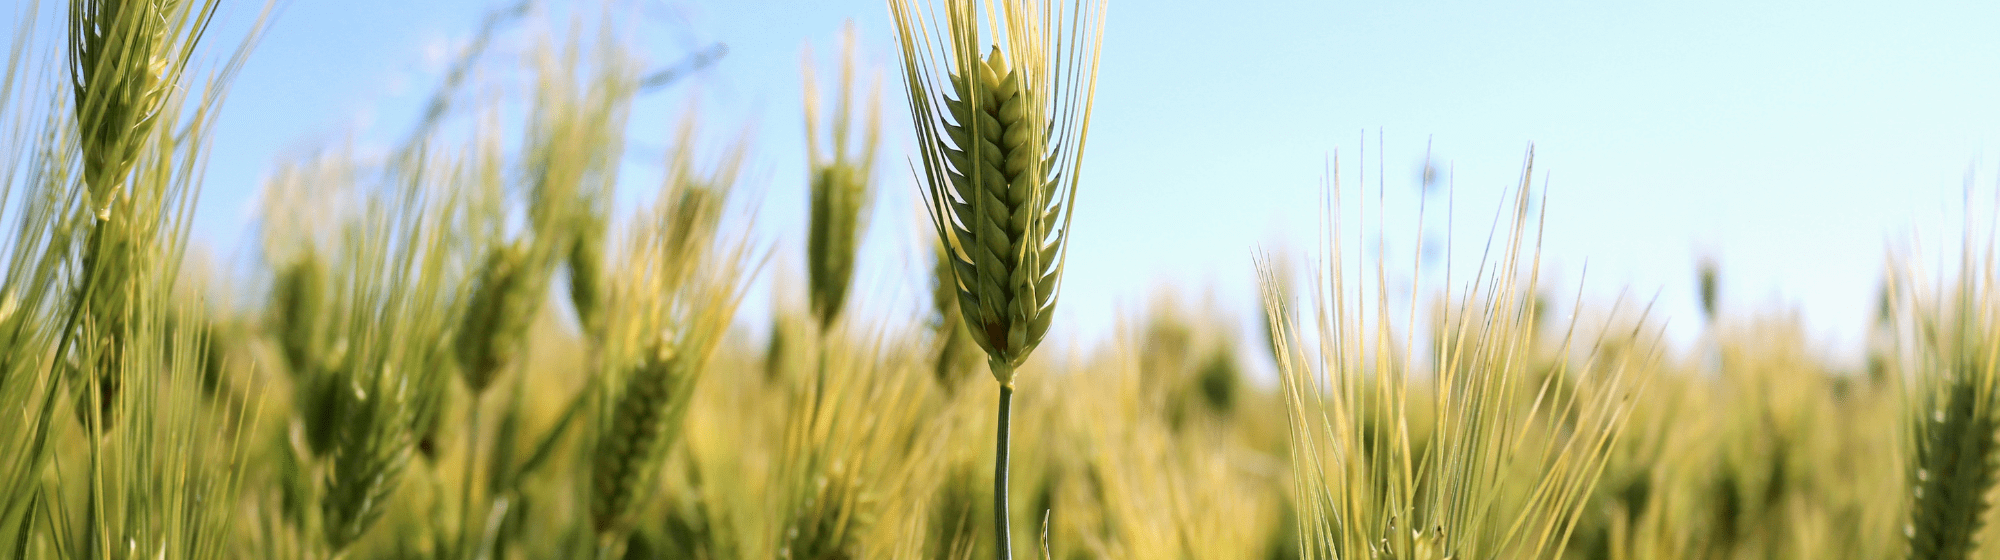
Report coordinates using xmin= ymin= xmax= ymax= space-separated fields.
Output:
xmin=806 ymin=163 xmax=869 ymax=330
xmin=320 ymin=365 xmax=416 ymax=552
xmin=69 ymin=0 xmax=206 ymax=212
xmin=569 ymin=216 xmax=607 ymax=338
xmin=803 ymin=24 xmax=881 ymax=331
xmin=1698 ymin=258 xmax=1720 ymax=322
xmin=592 ymin=342 xmax=689 ymax=534
xmin=455 ymin=240 xmax=547 ymax=394
xmin=891 ymin=0 xmax=1106 ymax=384
xmin=271 ymin=251 xmax=328 ymax=378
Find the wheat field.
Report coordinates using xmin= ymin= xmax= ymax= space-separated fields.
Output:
xmin=0 ymin=1 xmax=1996 ymax=559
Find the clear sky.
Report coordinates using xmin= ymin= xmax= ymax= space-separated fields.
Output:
xmin=23 ymin=0 xmax=2000 ymax=370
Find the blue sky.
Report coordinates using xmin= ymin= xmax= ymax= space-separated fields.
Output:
xmin=24 ymin=0 xmax=2000 ymax=369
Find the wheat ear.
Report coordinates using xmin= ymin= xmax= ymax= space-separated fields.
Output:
xmin=803 ymin=22 xmax=881 ymax=331
xmin=1909 ymin=363 xmax=1999 ymax=560
xmin=454 ymin=239 xmax=545 ymax=394
xmin=592 ymin=343 xmax=692 ymax=534
xmin=1906 ymin=251 xmax=2000 ymax=560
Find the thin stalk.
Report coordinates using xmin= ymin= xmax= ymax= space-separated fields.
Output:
xmin=993 ymin=367 xmax=1015 ymax=560
xmin=457 ymin=396 xmax=483 ymax=560
xmin=593 ymin=535 xmax=615 ymax=560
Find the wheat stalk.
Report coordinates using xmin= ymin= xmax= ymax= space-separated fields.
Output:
xmin=63 ymin=0 xmax=220 ymax=435
xmin=890 ymin=1 xmax=1105 ymax=556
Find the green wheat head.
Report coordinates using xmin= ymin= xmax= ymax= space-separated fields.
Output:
xmin=1902 ymin=233 xmax=2000 ymax=560
xmin=803 ymin=22 xmax=880 ymax=331
xmin=593 ymin=341 xmax=694 ymax=535
xmin=1908 ymin=367 xmax=1998 ymax=560
xmin=66 ymin=0 xmax=228 ymax=432
xmin=68 ymin=0 xmax=215 ymax=209
xmin=890 ymin=0 xmax=1105 ymax=384
xmin=454 ymin=239 xmax=545 ymax=394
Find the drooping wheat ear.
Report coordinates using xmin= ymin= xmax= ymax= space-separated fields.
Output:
xmin=891 ymin=0 xmax=1106 ymax=385
xmin=804 ymin=22 xmax=881 ymax=331
xmin=455 ymin=239 xmax=546 ymax=394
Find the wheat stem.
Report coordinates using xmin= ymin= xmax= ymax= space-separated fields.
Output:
xmin=456 ymin=396 xmax=483 ymax=560
xmin=993 ymin=364 xmax=1015 ymax=560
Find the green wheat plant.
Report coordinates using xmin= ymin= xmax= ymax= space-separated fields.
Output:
xmin=253 ymin=138 xmax=468 ymax=558
xmin=0 ymin=1 xmax=267 ymax=557
xmin=889 ymin=0 xmax=1106 ymax=556
xmin=587 ymin=119 xmax=760 ymax=558
xmin=803 ymin=22 xmax=880 ymax=332
xmin=1896 ymin=199 xmax=2000 ymax=560
xmin=1265 ymin=153 xmax=1641 ymax=560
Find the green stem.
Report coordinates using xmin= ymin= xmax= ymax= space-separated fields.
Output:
xmin=993 ymin=371 xmax=1015 ymax=560
xmin=457 ymin=395 xmax=483 ymax=560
